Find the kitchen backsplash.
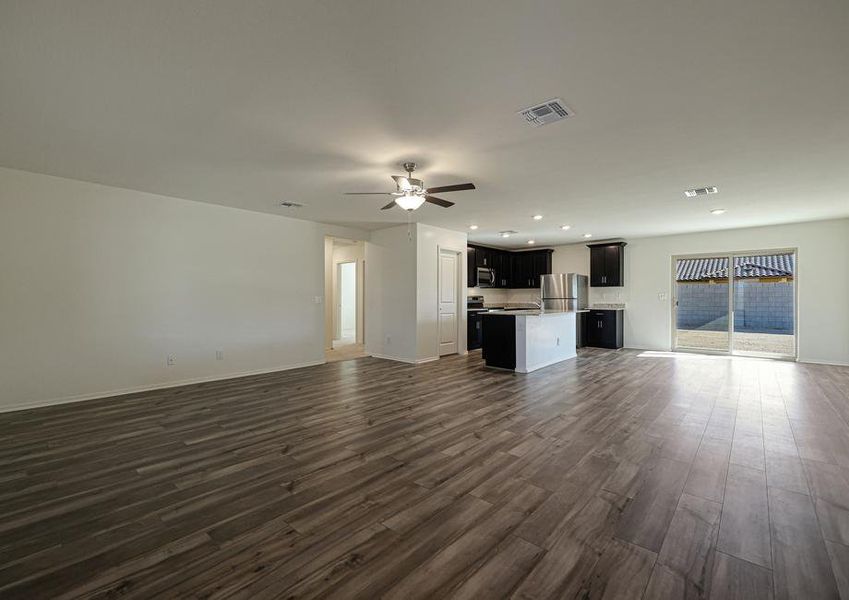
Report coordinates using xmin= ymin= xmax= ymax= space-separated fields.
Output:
xmin=468 ymin=285 xmax=627 ymax=307
xmin=467 ymin=287 xmax=544 ymax=305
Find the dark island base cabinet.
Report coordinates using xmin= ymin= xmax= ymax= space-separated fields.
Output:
xmin=583 ymin=309 xmax=624 ymax=349
xmin=467 ymin=245 xmax=552 ymax=289
xmin=480 ymin=314 xmax=516 ymax=369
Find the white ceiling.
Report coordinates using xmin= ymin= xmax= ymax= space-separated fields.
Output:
xmin=2 ymin=1 xmax=848 ymax=248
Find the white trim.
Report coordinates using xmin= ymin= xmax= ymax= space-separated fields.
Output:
xmin=517 ymin=355 xmax=577 ymax=374
xmin=798 ymin=358 xmax=849 ymax=367
xmin=0 ymin=360 xmax=326 ymax=414
xmin=369 ymin=353 xmax=438 ymax=365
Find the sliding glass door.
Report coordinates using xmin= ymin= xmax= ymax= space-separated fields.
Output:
xmin=673 ymin=250 xmax=796 ymax=358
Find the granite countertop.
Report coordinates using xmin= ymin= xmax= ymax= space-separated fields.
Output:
xmin=590 ymin=303 xmax=626 ymax=309
xmin=482 ymin=309 xmax=575 ymax=317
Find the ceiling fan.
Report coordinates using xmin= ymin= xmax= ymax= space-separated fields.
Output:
xmin=344 ymin=162 xmax=475 ymax=211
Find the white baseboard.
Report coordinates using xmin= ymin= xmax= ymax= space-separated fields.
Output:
xmin=0 ymin=359 xmax=327 ymax=414
xmin=798 ymin=358 xmax=849 ymax=367
xmin=369 ymin=353 xmax=442 ymax=365
xmin=369 ymin=353 xmax=417 ymax=364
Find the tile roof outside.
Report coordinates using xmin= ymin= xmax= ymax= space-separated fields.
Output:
xmin=676 ymin=254 xmax=794 ymax=281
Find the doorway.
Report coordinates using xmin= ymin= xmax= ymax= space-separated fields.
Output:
xmin=438 ymin=247 xmax=461 ymax=356
xmin=672 ymin=249 xmax=797 ymax=358
xmin=325 ymin=237 xmax=368 ymax=363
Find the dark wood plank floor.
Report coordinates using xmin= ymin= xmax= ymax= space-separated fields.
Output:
xmin=1 ymin=349 xmax=848 ymax=599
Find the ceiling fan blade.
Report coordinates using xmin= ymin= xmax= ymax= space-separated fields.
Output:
xmin=425 ymin=195 xmax=454 ymax=208
xmin=380 ymin=200 xmax=397 ymax=210
xmin=391 ymin=175 xmax=413 ymax=191
xmin=425 ymin=183 xmax=475 ymax=194
xmin=343 ymin=192 xmax=395 ymax=195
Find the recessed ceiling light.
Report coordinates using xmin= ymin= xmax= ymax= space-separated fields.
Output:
xmin=533 ymin=215 xmax=543 ymax=220
xmin=469 ymin=224 xmax=479 ymax=230
xmin=527 ymin=240 xmax=535 ymax=245
xmin=560 ymin=225 xmax=571 ymax=231
xmin=710 ymin=208 xmax=726 ymax=215
xmin=583 ymin=233 xmax=593 ymax=238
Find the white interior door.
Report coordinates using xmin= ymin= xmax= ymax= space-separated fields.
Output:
xmin=335 ymin=261 xmax=356 ymax=342
xmin=438 ymin=249 xmax=459 ymax=356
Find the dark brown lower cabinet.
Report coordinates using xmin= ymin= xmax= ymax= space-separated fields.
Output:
xmin=584 ymin=309 xmax=624 ymax=349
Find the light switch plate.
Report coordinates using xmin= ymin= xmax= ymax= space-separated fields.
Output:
xmin=658 ymin=292 xmax=668 ymax=301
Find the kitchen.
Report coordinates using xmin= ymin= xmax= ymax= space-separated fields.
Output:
xmin=466 ymin=242 xmax=626 ymax=372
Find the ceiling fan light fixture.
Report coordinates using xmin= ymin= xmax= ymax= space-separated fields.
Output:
xmin=395 ymin=194 xmax=426 ymax=211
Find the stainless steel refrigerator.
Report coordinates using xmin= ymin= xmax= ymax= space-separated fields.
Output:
xmin=541 ymin=273 xmax=589 ymax=346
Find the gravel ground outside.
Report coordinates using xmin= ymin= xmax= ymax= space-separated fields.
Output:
xmin=676 ymin=329 xmax=795 ymax=355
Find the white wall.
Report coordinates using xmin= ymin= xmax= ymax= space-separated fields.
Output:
xmin=365 ymin=225 xmax=418 ymax=362
xmin=0 ymin=167 xmax=366 ymax=411
xmin=546 ymin=219 xmax=849 ymax=365
xmin=365 ymin=223 xmax=468 ymax=363
xmin=416 ymin=223 xmax=468 ymax=361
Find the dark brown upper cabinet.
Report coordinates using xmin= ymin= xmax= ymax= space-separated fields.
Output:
xmin=467 ymin=245 xmax=552 ymax=289
xmin=588 ymin=242 xmax=626 ymax=287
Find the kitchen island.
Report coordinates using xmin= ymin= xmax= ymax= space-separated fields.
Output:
xmin=480 ymin=310 xmax=577 ymax=373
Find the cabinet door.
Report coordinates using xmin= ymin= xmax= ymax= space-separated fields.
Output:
xmin=498 ymin=251 xmax=511 ymax=287
xmin=604 ymin=245 xmax=623 ymax=286
xmin=600 ymin=312 xmax=618 ymax=347
xmin=531 ymin=251 xmax=552 ymax=287
xmin=590 ymin=247 xmax=606 ymax=286
xmin=467 ymin=247 xmax=477 ymax=287
xmin=586 ymin=311 xmax=605 ymax=346
xmin=489 ymin=250 xmax=503 ymax=287
xmin=518 ymin=253 xmax=534 ymax=288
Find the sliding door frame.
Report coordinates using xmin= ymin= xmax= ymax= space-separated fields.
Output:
xmin=671 ymin=247 xmax=798 ymax=360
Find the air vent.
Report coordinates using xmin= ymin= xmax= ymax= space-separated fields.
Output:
xmin=279 ymin=201 xmax=304 ymax=208
xmin=518 ymin=98 xmax=573 ymax=127
xmin=683 ymin=186 xmax=718 ymax=198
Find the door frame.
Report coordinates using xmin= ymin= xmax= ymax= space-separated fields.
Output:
xmin=437 ymin=245 xmax=464 ymax=357
xmin=334 ymin=259 xmax=358 ymax=341
xmin=670 ymin=247 xmax=798 ymax=360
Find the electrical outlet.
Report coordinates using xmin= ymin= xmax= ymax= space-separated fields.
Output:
xmin=167 ymin=354 xmax=176 ymax=366
xmin=314 ymin=296 xmax=322 ymax=304
xmin=215 ymin=350 xmax=224 ymax=361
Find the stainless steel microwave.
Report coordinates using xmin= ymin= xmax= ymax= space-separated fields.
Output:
xmin=476 ymin=267 xmax=496 ymax=288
